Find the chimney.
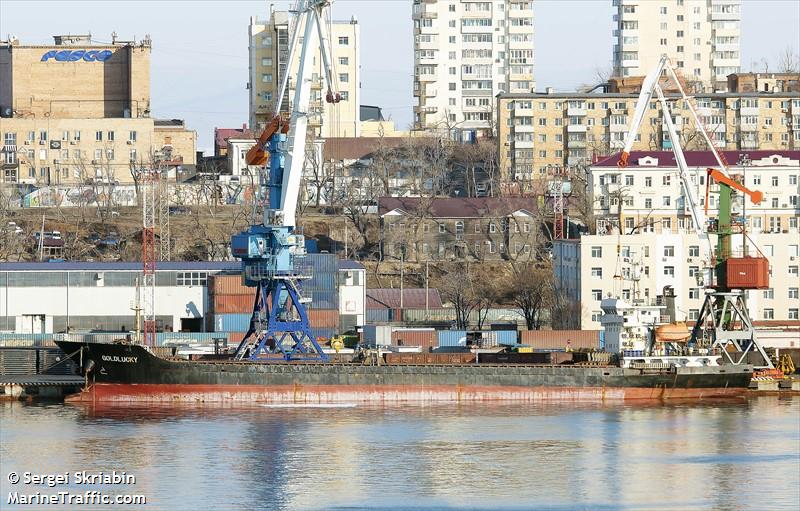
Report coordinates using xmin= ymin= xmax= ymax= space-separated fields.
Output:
xmin=546 ymin=87 xmax=554 ymax=95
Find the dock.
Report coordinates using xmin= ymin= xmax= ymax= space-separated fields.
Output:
xmin=0 ymin=375 xmax=84 ymax=400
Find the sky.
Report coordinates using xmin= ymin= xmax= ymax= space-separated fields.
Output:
xmin=1 ymin=0 xmax=798 ymax=153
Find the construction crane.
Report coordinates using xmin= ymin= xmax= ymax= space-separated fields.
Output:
xmin=617 ymin=54 xmax=773 ymax=368
xmin=231 ymin=0 xmax=340 ymax=361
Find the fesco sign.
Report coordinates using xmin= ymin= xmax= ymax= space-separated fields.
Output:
xmin=40 ymin=50 xmax=113 ymax=62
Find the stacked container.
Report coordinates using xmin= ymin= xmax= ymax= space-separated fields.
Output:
xmin=519 ymin=330 xmax=601 ymax=350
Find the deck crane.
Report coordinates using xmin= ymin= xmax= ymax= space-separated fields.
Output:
xmin=617 ymin=54 xmax=773 ymax=368
xmin=231 ymin=0 xmax=341 ymax=361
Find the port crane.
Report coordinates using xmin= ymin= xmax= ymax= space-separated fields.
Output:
xmin=231 ymin=0 xmax=341 ymax=361
xmin=617 ymin=55 xmax=772 ymax=368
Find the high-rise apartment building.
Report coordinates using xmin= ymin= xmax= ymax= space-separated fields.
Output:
xmin=248 ymin=10 xmax=360 ymax=138
xmin=613 ymin=0 xmax=741 ymax=91
xmin=496 ymin=90 xmax=800 ymax=183
xmin=412 ymin=0 xmax=535 ymax=140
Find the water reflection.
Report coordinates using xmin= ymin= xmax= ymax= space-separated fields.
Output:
xmin=1 ymin=399 xmax=798 ymax=510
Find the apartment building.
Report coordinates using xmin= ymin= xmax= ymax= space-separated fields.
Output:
xmin=0 ymin=35 xmax=196 ymax=185
xmin=379 ymin=197 xmax=542 ymax=262
xmin=590 ymin=150 xmax=800 ymax=236
xmin=554 ymin=232 xmax=800 ymax=330
xmin=613 ymin=0 xmax=741 ymax=90
xmin=412 ymin=0 xmax=535 ymax=140
xmin=248 ymin=11 xmax=360 ymax=138
xmin=496 ymin=91 xmax=800 ymax=183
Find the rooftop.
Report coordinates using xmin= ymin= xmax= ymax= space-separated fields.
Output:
xmin=592 ymin=150 xmax=800 ymax=168
xmin=379 ymin=197 xmax=539 ymax=218
xmin=323 ymin=137 xmax=406 ymax=161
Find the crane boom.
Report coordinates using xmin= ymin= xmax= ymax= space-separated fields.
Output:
xmin=230 ymin=0 xmax=340 ymax=362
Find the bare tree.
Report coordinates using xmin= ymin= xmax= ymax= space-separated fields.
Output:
xmin=438 ymin=262 xmax=482 ymax=330
xmin=503 ymin=262 xmax=554 ymax=330
xmin=777 ymin=46 xmax=800 ymax=74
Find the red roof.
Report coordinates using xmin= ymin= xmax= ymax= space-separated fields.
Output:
xmin=214 ymin=127 xmax=255 ymax=150
xmin=367 ymin=288 xmax=443 ymax=310
xmin=594 ymin=150 xmax=800 ymax=168
xmin=379 ymin=197 xmax=539 ymax=218
xmin=322 ymin=137 xmax=406 ymax=161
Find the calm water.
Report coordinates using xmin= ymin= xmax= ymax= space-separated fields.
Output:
xmin=1 ymin=397 xmax=798 ymax=510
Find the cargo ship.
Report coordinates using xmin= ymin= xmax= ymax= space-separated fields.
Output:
xmin=55 ymin=337 xmax=752 ymax=403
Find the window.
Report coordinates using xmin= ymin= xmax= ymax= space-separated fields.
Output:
xmin=489 ymin=222 xmax=497 ymax=233
xmin=262 ymin=73 xmax=273 ymax=83
xmin=339 ymin=73 xmax=349 ymax=83
xmin=177 ymin=272 xmax=207 ymax=286
xmin=338 ymin=36 xmax=349 ymax=45
xmin=689 ymin=245 xmax=699 ymax=257
xmin=662 ymin=196 xmax=671 ymax=207
xmin=261 ymin=35 xmax=272 ymax=46
xmin=95 ymin=131 xmax=103 ymax=141
xmin=763 ymin=288 xmax=774 ymax=299
xmin=107 ymin=131 xmax=114 ymax=141
xmin=663 ymin=175 xmax=671 ymax=186
xmin=455 ymin=221 xmax=464 ymax=240
xmin=789 ymin=309 xmax=799 ymax=320
xmin=130 ymin=149 xmax=137 ymax=162
xmin=763 ymin=309 xmax=774 ymax=320
xmin=39 ymin=130 xmax=48 ymax=141
xmin=591 ymin=246 xmax=602 ymax=258
xmin=771 ymin=176 xmax=779 ymax=187
xmin=94 ymin=149 xmax=103 ymax=160
xmin=625 ymin=175 xmax=634 ymax=186
xmin=591 ymin=267 xmax=603 ymax=278
xmin=338 ymin=57 xmax=349 ymax=66
xmin=73 ymin=130 xmax=81 ymax=141
xmin=592 ymin=289 xmax=603 ymax=301
xmin=438 ymin=223 xmax=446 ymax=234
xmin=664 ymin=266 xmax=675 ymax=277
xmin=664 ymin=246 xmax=674 ymax=257
xmin=689 ymin=288 xmax=699 ymax=299
xmin=106 ymin=148 xmax=114 ymax=160
xmin=129 ymin=131 xmax=137 ymax=142
xmin=645 ymin=198 xmax=653 ymax=209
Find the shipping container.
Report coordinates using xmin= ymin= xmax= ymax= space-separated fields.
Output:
xmin=438 ymin=330 xmax=468 ymax=347
xmin=308 ymin=309 xmax=339 ymax=328
xmin=362 ymin=325 xmax=393 ymax=347
xmin=212 ymin=313 xmax=252 ymax=332
xmin=402 ymin=308 xmax=456 ymax=323
xmin=726 ymin=257 xmax=770 ymax=289
xmin=209 ymin=274 xmax=252 ymax=295
xmin=366 ymin=309 xmax=391 ymax=323
xmin=520 ymin=330 xmax=601 ymax=350
xmin=391 ymin=329 xmax=437 ymax=348
xmin=479 ymin=330 xmax=518 ymax=347
xmin=211 ymin=294 xmax=253 ymax=314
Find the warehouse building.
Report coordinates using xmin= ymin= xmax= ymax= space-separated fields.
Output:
xmin=0 ymin=257 xmax=366 ymax=335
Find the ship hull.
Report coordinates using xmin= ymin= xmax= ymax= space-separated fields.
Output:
xmin=56 ymin=341 xmax=752 ymax=403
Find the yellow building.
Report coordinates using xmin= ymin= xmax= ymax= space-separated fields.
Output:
xmin=0 ymin=34 xmax=150 ymax=119
xmin=249 ymin=11 xmax=360 ymax=138
xmin=0 ymin=35 xmax=196 ymax=185
xmin=496 ymin=90 xmax=800 ymax=185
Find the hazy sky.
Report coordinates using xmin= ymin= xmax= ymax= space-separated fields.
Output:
xmin=2 ymin=0 xmax=798 ymax=153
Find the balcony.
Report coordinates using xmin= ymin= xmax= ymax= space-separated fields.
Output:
xmin=740 ymin=139 xmax=759 ymax=149
xmin=740 ymin=106 xmax=759 ymax=116
xmin=609 ymin=123 xmax=628 ymax=132
xmin=713 ymin=43 xmax=739 ymax=52
xmin=567 ymin=139 xmax=587 ymax=148
xmin=567 ymin=124 xmax=587 ymax=133
xmin=567 ymin=107 xmax=586 ymax=116
xmin=513 ymin=140 xmax=535 ymax=149
xmin=738 ymin=122 xmax=758 ymax=132
xmin=620 ymin=59 xmax=640 ymax=68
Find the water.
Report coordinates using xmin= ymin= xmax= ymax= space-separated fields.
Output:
xmin=1 ymin=397 xmax=798 ymax=510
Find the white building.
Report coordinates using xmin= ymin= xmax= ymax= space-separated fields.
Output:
xmin=337 ymin=260 xmax=366 ymax=330
xmin=248 ymin=10 xmax=361 ymax=137
xmin=554 ymin=232 xmax=800 ymax=330
xmin=590 ymin=150 xmax=800 ymax=236
xmin=412 ymin=0 xmax=535 ymax=140
xmin=0 ymin=262 xmax=239 ymax=334
xmin=226 ymin=138 xmax=258 ymax=182
xmin=613 ymin=0 xmax=741 ymax=90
